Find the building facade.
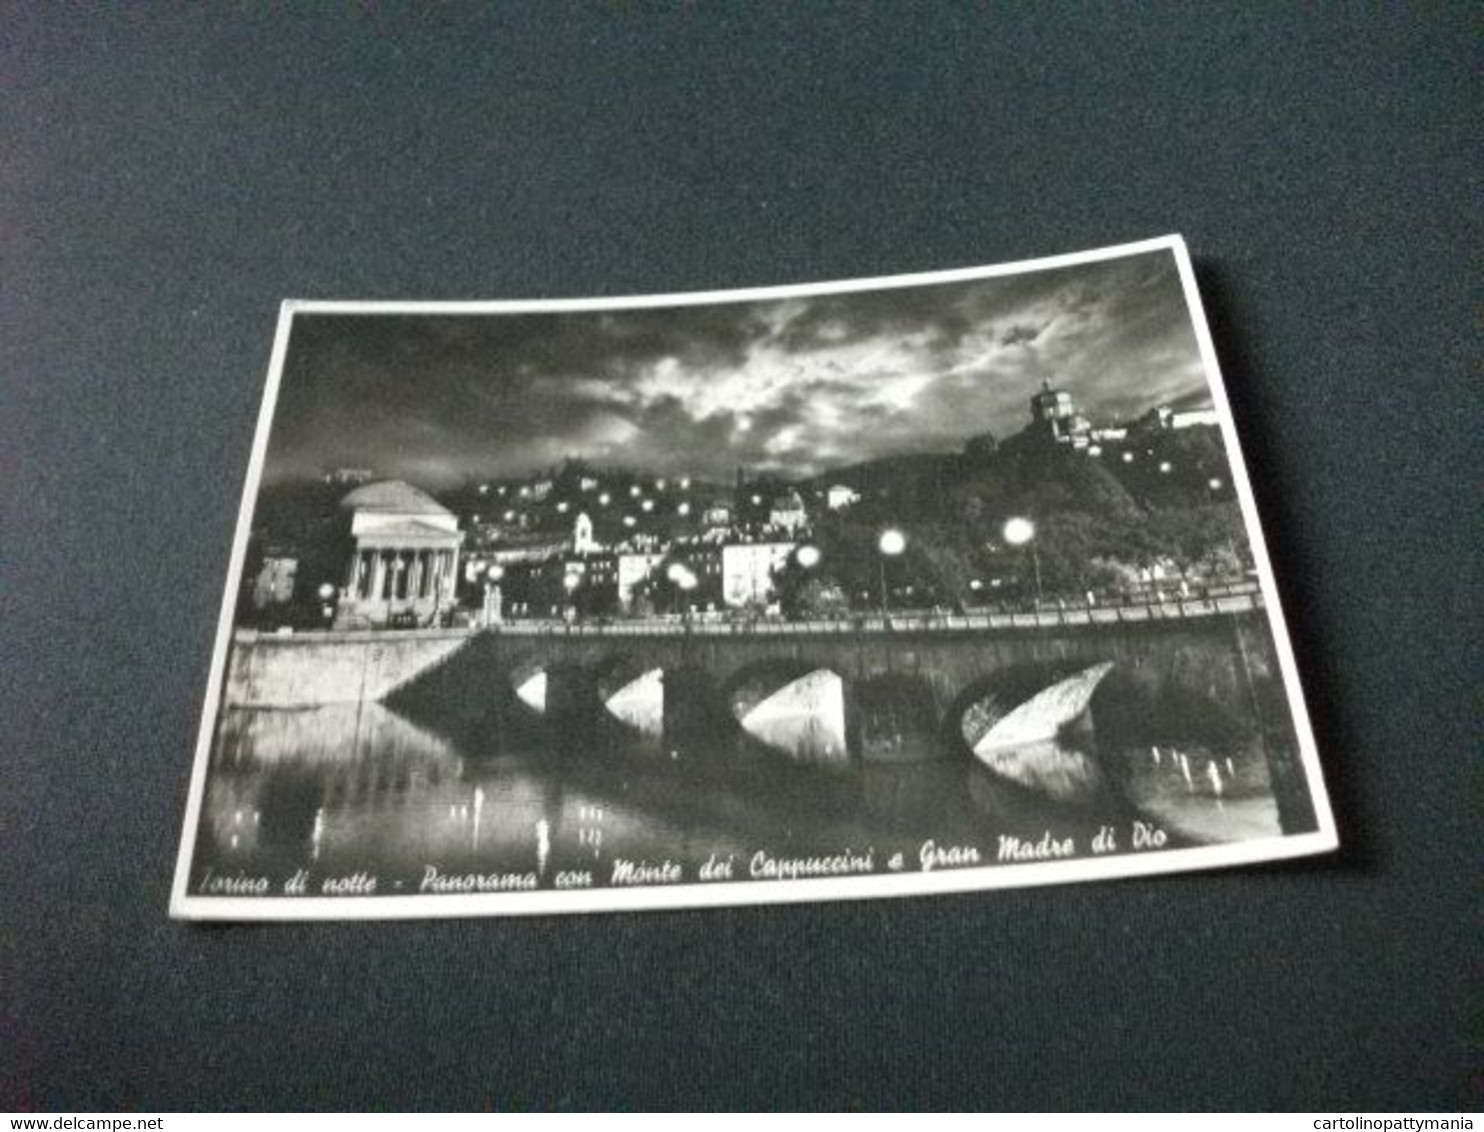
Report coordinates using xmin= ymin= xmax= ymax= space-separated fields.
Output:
xmin=721 ymin=541 xmax=795 ymax=609
xmin=334 ymin=481 xmax=463 ymax=629
xmin=1030 ymin=379 xmax=1092 ymax=447
xmin=768 ymin=490 xmax=809 ymax=534
xmin=250 ymin=551 xmax=298 ymax=609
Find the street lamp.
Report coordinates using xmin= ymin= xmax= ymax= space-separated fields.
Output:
xmin=796 ymin=544 xmax=821 ymax=569
xmin=878 ymin=529 xmax=906 ymax=617
xmin=666 ymin=562 xmax=698 ymax=620
xmin=562 ymin=569 xmax=580 ymax=621
xmin=317 ymin=582 xmax=336 ymax=627
xmin=1003 ymin=516 xmax=1042 ymax=609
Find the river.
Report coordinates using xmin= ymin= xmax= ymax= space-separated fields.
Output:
xmin=190 ymin=677 xmax=1286 ymax=897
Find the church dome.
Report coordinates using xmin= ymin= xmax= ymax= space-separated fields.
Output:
xmin=338 ymin=480 xmax=451 ymax=516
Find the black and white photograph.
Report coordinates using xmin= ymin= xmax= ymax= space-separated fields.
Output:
xmin=170 ymin=236 xmax=1336 ymax=919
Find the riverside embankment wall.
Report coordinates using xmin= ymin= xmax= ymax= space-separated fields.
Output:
xmin=222 ymin=629 xmax=473 ymax=707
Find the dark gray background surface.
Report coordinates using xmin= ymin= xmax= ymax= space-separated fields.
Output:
xmin=4 ymin=6 xmax=1478 ymax=1112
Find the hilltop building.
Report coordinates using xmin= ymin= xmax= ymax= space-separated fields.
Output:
xmin=1029 ymin=379 xmax=1092 ymax=448
xmin=768 ymin=490 xmax=809 ymax=534
xmin=1134 ymin=404 xmax=1221 ymax=434
xmin=323 ymin=467 xmax=374 ymax=487
xmin=701 ymin=500 xmax=734 ymax=529
xmin=573 ymin=512 xmax=599 ymax=555
xmin=825 ymin=484 xmax=860 ymax=511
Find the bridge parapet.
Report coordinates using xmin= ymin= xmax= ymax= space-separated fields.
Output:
xmin=487 ymin=589 xmax=1263 ymax=639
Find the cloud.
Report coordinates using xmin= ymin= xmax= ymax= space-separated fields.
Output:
xmin=1000 ymin=322 xmax=1045 ymax=347
xmin=264 ymin=249 xmax=1210 ymax=486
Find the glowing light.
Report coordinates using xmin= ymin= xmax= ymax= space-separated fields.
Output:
xmin=878 ymin=529 xmax=907 ymax=556
xmin=1002 ymin=517 xmax=1035 ymax=546
xmin=796 ymin=545 xmax=821 ymax=568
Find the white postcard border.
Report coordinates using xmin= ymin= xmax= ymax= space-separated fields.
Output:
xmin=170 ymin=234 xmax=1337 ymax=921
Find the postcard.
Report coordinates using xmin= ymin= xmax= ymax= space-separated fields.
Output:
xmin=170 ymin=235 xmax=1337 ymax=920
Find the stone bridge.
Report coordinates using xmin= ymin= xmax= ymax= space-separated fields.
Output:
xmin=470 ymin=601 xmax=1277 ymax=728
xmin=388 ymin=597 xmax=1290 ymax=778
xmin=222 ymin=592 xmax=1314 ymax=833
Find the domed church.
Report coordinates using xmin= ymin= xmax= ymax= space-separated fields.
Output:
xmin=334 ymin=481 xmax=464 ymax=629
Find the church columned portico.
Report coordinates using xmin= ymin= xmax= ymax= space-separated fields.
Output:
xmin=347 ymin=546 xmax=457 ymax=603
xmin=334 ymin=482 xmax=463 ymax=629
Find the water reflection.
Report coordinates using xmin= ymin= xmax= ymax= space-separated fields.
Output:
xmin=973 ymin=738 xmax=1107 ymax=805
xmin=195 ymin=681 xmax=1286 ymax=892
xmin=1121 ymin=742 xmax=1280 ymax=842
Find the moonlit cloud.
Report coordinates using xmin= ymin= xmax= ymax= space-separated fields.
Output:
xmin=263 ymin=249 xmax=1211 ymax=487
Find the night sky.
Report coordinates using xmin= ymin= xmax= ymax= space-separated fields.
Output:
xmin=262 ymin=248 xmax=1212 ymax=488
